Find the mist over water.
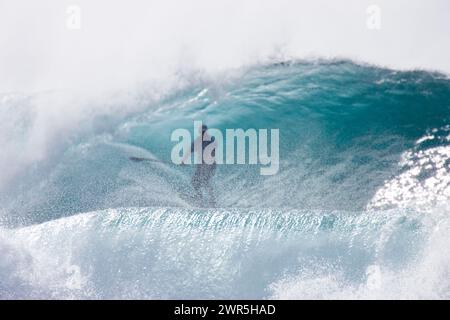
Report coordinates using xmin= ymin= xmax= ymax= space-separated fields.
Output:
xmin=2 ymin=0 xmax=450 ymax=92
xmin=1 ymin=1 xmax=450 ymax=299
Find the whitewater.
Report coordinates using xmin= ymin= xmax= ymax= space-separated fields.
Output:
xmin=1 ymin=1 xmax=450 ymax=299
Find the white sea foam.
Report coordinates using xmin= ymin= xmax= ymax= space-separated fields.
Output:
xmin=269 ymin=206 xmax=450 ymax=299
xmin=1 ymin=207 xmax=448 ymax=299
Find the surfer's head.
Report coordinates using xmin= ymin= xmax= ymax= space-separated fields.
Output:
xmin=199 ymin=124 xmax=208 ymax=137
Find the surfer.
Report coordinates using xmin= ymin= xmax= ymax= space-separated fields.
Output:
xmin=181 ymin=124 xmax=217 ymax=207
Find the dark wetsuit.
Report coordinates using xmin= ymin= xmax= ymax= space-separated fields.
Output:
xmin=191 ymin=137 xmax=216 ymax=203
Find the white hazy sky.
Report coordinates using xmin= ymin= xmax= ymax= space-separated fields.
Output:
xmin=0 ymin=0 xmax=449 ymax=92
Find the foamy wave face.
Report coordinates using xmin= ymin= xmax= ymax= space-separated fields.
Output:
xmin=269 ymin=207 xmax=450 ymax=299
xmin=2 ymin=207 xmax=449 ymax=299
xmin=0 ymin=226 xmax=95 ymax=299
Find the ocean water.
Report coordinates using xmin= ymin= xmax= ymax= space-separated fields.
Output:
xmin=1 ymin=61 xmax=450 ymax=299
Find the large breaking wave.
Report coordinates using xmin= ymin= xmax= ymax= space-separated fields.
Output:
xmin=1 ymin=60 xmax=450 ymax=299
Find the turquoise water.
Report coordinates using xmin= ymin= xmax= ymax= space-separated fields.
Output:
xmin=1 ymin=61 xmax=450 ymax=298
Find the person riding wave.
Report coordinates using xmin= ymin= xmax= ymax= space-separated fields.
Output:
xmin=181 ymin=124 xmax=217 ymax=206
